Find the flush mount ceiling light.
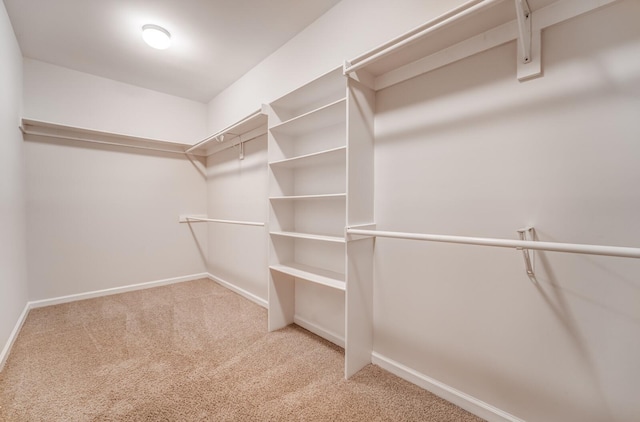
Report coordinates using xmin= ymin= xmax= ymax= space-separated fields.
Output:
xmin=142 ymin=24 xmax=171 ymax=50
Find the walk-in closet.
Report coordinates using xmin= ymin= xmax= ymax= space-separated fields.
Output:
xmin=1 ymin=1 xmax=639 ymax=421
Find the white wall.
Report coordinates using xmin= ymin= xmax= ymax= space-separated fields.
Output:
xmin=23 ymin=59 xmax=208 ymax=144
xmin=206 ymin=0 xmax=467 ymax=134
xmin=0 ymin=1 xmax=29 ymax=366
xmin=22 ymin=57 xmax=212 ymax=301
xmin=204 ymin=0 xmax=640 ymax=421
xmin=374 ymin=2 xmax=640 ymax=421
xmin=206 ymin=136 xmax=268 ymax=303
xmin=25 ymin=140 xmax=209 ymax=301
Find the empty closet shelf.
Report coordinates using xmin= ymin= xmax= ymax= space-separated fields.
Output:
xmin=270 ymin=231 xmax=345 ymax=243
xmin=269 ymin=193 xmax=346 ymax=201
xmin=269 ymin=98 xmax=346 ymax=136
xmin=270 ymin=263 xmax=346 ymax=291
xmin=269 ymin=146 xmax=346 ymax=169
xmin=180 ymin=216 xmax=264 ymax=226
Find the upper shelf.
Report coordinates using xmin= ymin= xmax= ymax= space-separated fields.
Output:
xmin=270 ymin=231 xmax=345 ymax=244
xmin=270 ymin=98 xmax=346 ymax=137
xmin=269 ymin=146 xmax=346 ymax=169
xmin=343 ymin=0 xmax=604 ymax=90
xmin=346 ymin=0 xmax=518 ymax=76
xmin=20 ymin=114 xmax=268 ymax=158
xmin=269 ymin=193 xmax=347 ymax=201
xmin=269 ymin=67 xmax=346 ymax=122
xmin=20 ymin=118 xmax=197 ymax=156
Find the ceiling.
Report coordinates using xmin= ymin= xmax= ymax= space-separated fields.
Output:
xmin=3 ymin=0 xmax=342 ymax=103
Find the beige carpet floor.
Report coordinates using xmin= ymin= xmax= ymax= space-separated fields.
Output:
xmin=0 ymin=279 xmax=484 ymax=421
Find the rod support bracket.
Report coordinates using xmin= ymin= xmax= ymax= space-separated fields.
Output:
xmin=516 ymin=226 xmax=537 ymax=282
xmin=515 ymin=0 xmax=542 ymax=81
xmin=343 ymin=60 xmax=352 ymax=76
xmin=515 ymin=0 xmax=532 ymax=63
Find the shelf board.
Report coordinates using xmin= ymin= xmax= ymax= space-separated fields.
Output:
xmin=270 ymin=98 xmax=346 ymax=136
xmin=20 ymin=118 xmax=197 ymax=156
xmin=270 ymin=231 xmax=345 ymax=243
xmin=270 ymin=263 xmax=346 ymax=291
xmin=269 ymin=193 xmax=346 ymax=201
xmin=269 ymin=146 xmax=346 ymax=169
xmin=346 ymin=1 xmax=519 ymax=80
xmin=270 ymin=67 xmax=345 ymax=113
xmin=343 ymin=0 xmax=598 ymax=90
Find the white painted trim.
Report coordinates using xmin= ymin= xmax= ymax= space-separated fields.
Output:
xmin=0 ymin=303 xmax=31 ymax=371
xmin=293 ymin=315 xmax=345 ymax=348
xmin=207 ymin=273 xmax=268 ymax=309
xmin=372 ymin=352 xmax=526 ymax=422
xmin=28 ymin=273 xmax=209 ymax=309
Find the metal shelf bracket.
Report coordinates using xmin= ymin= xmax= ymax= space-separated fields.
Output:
xmin=515 ymin=0 xmax=542 ymax=81
xmin=516 ymin=226 xmax=537 ymax=282
xmin=515 ymin=0 xmax=532 ymax=63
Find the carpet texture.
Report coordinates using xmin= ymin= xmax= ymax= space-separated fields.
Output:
xmin=0 ymin=279 xmax=485 ymax=421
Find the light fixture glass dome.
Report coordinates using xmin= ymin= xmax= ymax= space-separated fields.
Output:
xmin=142 ymin=24 xmax=171 ymax=50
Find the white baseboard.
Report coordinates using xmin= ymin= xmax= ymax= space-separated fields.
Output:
xmin=2 ymin=271 xmax=267 ymax=371
xmin=293 ymin=315 xmax=345 ymax=348
xmin=207 ymin=273 xmax=268 ymax=309
xmin=0 ymin=302 xmax=31 ymax=371
xmin=28 ymin=273 xmax=209 ymax=309
xmin=372 ymin=352 xmax=525 ymax=422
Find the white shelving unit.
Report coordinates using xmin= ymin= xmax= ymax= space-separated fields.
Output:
xmin=265 ymin=66 xmax=375 ymax=378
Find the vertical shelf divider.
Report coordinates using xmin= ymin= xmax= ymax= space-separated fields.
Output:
xmin=345 ymin=76 xmax=376 ymax=378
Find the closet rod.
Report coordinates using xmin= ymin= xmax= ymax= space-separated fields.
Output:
xmin=186 ymin=110 xmax=263 ymax=154
xmin=346 ymin=228 xmax=640 ymax=259
xmin=184 ymin=217 xmax=264 ymax=227
xmin=344 ymin=0 xmax=506 ymax=75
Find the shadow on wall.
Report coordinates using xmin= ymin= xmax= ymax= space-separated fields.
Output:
xmin=533 ymin=247 xmax=615 ymax=421
xmin=186 ymin=222 xmax=207 ymax=268
xmin=533 ymin=229 xmax=640 ymax=325
xmin=185 ymin=153 xmax=207 ymax=180
xmin=206 ymin=136 xmax=267 ymax=180
xmin=376 ymin=46 xmax=640 ymax=147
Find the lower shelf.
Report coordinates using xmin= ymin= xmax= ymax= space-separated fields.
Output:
xmin=270 ymin=263 xmax=345 ymax=291
xmin=270 ymin=231 xmax=345 ymax=243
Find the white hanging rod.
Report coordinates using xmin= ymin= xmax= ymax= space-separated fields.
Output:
xmin=344 ymin=0 xmax=507 ymax=75
xmin=183 ymin=217 xmax=264 ymax=227
xmin=186 ymin=110 xmax=263 ymax=154
xmin=346 ymin=228 xmax=640 ymax=259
